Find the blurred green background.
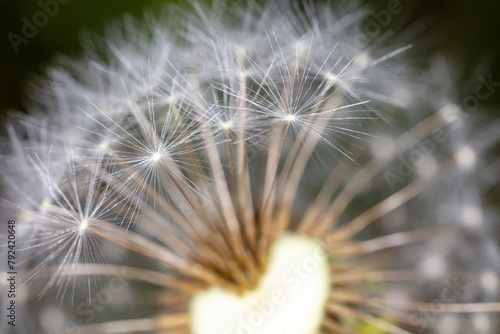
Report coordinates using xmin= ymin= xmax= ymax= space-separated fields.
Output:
xmin=0 ymin=0 xmax=499 ymax=115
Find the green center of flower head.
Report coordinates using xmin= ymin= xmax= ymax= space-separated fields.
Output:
xmin=190 ymin=234 xmax=330 ymax=334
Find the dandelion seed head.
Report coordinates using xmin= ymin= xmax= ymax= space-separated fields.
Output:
xmin=1 ymin=1 xmax=499 ymax=333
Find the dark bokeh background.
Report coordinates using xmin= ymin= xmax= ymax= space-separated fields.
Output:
xmin=0 ymin=0 xmax=499 ymax=115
